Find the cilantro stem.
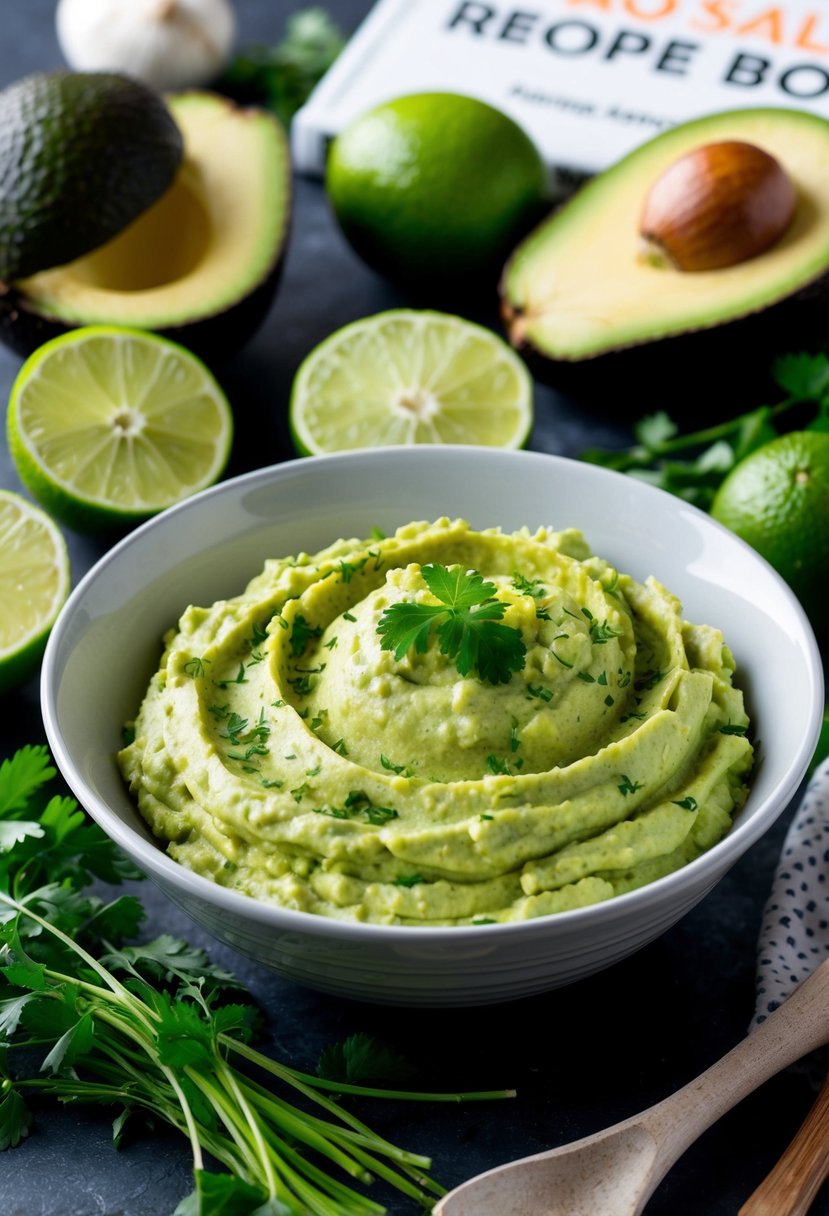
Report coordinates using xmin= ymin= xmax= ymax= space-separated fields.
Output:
xmin=239 ymin=1077 xmax=378 ymax=1182
xmin=642 ymin=397 xmax=795 ymax=457
xmin=217 ymin=1061 xmax=282 ymax=1198
xmin=225 ymin=1035 xmax=515 ymax=1104
xmin=90 ymin=1005 xmax=205 ymax=1171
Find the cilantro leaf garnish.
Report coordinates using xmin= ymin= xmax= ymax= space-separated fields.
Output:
xmin=377 ymin=564 xmax=526 ymax=685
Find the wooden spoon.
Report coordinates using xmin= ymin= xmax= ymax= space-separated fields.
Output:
xmin=739 ymin=1065 xmax=829 ymax=1214
xmin=433 ymin=957 xmax=829 ymax=1216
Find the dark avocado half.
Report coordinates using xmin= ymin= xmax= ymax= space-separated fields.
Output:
xmin=0 ymin=71 xmax=183 ymax=283
xmin=0 ymin=92 xmax=291 ymax=363
xmin=500 ymin=108 xmax=829 ymax=410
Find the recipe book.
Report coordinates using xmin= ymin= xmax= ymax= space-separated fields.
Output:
xmin=292 ymin=0 xmax=829 ymax=195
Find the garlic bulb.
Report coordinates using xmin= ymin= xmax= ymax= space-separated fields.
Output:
xmin=56 ymin=0 xmax=236 ymax=93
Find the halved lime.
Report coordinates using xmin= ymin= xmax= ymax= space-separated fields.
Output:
xmin=0 ymin=490 xmax=70 ymax=693
xmin=7 ymin=326 xmax=233 ymax=532
xmin=289 ymin=310 xmax=534 ymax=455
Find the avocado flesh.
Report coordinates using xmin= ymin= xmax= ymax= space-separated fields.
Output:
xmin=11 ymin=92 xmax=289 ymax=338
xmin=503 ymin=108 xmax=829 ymax=361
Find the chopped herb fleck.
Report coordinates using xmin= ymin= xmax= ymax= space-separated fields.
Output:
xmin=480 ymin=813 xmax=494 ymax=821
xmin=316 ymin=806 xmax=349 ymax=820
xmin=183 ymin=656 xmax=209 ymax=678
xmin=486 ymin=755 xmax=512 ymax=776
xmin=617 ymin=774 xmax=644 ymax=796
xmin=261 ymin=777 xmax=284 ymax=789
xmin=550 ymin=648 xmax=573 ymax=669
xmin=331 ymin=738 xmax=349 ymax=756
xmin=512 ymin=572 xmax=546 ymax=599
xmin=473 ymin=917 xmax=497 ymax=925
xmin=343 ymin=610 xmax=357 ymax=622
xmin=604 ymin=695 xmax=615 ymax=707
xmin=576 ymin=672 xmax=595 ymax=684
xmin=214 ymin=663 xmax=249 ymax=688
xmin=380 ymin=754 xmax=406 ymax=774
xmin=306 ymin=764 xmax=322 ymax=777
xmin=290 ymin=783 xmax=310 ymax=802
xmin=290 ymin=615 xmax=323 ymax=657
xmin=602 ymin=570 xmax=621 ymax=598
xmin=248 ymin=621 xmax=269 ymax=648
xmin=588 ymin=618 xmax=623 ymax=645
xmin=597 ymin=671 xmax=608 ymax=686
xmin=509 ymin=716 xmax=520 ymax=753
xmin=315 ymin=791 xmax=398 ymax=825
xmin=221 ymin=712 xmax=249 ymax=744
xmin=323 ymin=636 xmax=338 ymax=649
xmin=228 ymin=744 xmax=269 ymax=762
xmin=526 ymin=684 xmax=553 ymax=702
xmin=672 ymin=796 xmax=698 ymax=810
xmin=338 ymin=557 xmax=368 ymax=583
xmin=395 ymin=874 xmax=423 ymax=888
xmin=720 ymin=723 xmax=748 ymax=736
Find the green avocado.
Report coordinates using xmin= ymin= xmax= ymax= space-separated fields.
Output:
xmin=500 ymin=109 xmax=829 ymax=397
xmin=0 ymin=72 xmax=183 ymax=282
xmin=0 ymin=92 xmax=291 ymax=362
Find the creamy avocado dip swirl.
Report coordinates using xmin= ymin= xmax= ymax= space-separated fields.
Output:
xmin=119 ymin=518 xmax=754 ymax=926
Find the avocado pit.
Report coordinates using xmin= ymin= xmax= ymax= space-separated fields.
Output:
xmin=639 ymin=140 xmax=797 ymax=273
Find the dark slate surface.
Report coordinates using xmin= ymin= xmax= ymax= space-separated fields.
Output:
xmin=0 ymin=3 xmax=826 ymax=1214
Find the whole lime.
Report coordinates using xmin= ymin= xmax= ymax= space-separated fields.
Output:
xmin=710 ymin=431 xmax=829 ymax=633
xmin=325 ymin=92 xmax=547 ymax=287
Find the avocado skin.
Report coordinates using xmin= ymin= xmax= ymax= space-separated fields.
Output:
xmin=502 ymin=276 xmax=829 ymax=418
xmin=0 ymin=71 xmax=183 ymax=282
xmin=0 ymin=259 xmax=286 ymax=365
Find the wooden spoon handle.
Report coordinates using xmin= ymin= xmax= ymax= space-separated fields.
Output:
xmin=739 ymin=1066 xmax=829 ymax=1216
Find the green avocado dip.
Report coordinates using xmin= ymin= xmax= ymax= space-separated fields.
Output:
xmin=118 ymin=518 xmax=753 ymax=926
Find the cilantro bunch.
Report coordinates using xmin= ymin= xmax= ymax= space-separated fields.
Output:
xmin=0 ymin=747 xmax=510 ymax=1215
xmin=582 ymin=352 xmax=829 ymax=509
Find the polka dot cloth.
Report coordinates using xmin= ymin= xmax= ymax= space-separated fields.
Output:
xmin=751 ymin=757 xmax=829 ymax=1031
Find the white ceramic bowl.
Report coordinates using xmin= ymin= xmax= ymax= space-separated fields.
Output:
xmin=42 ymin=446 xmax=824 ymax=1006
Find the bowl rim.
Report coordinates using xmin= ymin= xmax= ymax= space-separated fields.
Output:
xmin=41 ymin=444 xmax=825 ymax=943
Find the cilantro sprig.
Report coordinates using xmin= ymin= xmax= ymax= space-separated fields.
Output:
xmin=582 ymin=351 xmax=829 ymax=509
xmin=0 ymin=745 xmax=513 ymax=1214
xmin=219 ymin=8 xmax=345 ymax=126
xmin=377 ymin=564 xmax=526 ymax=685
